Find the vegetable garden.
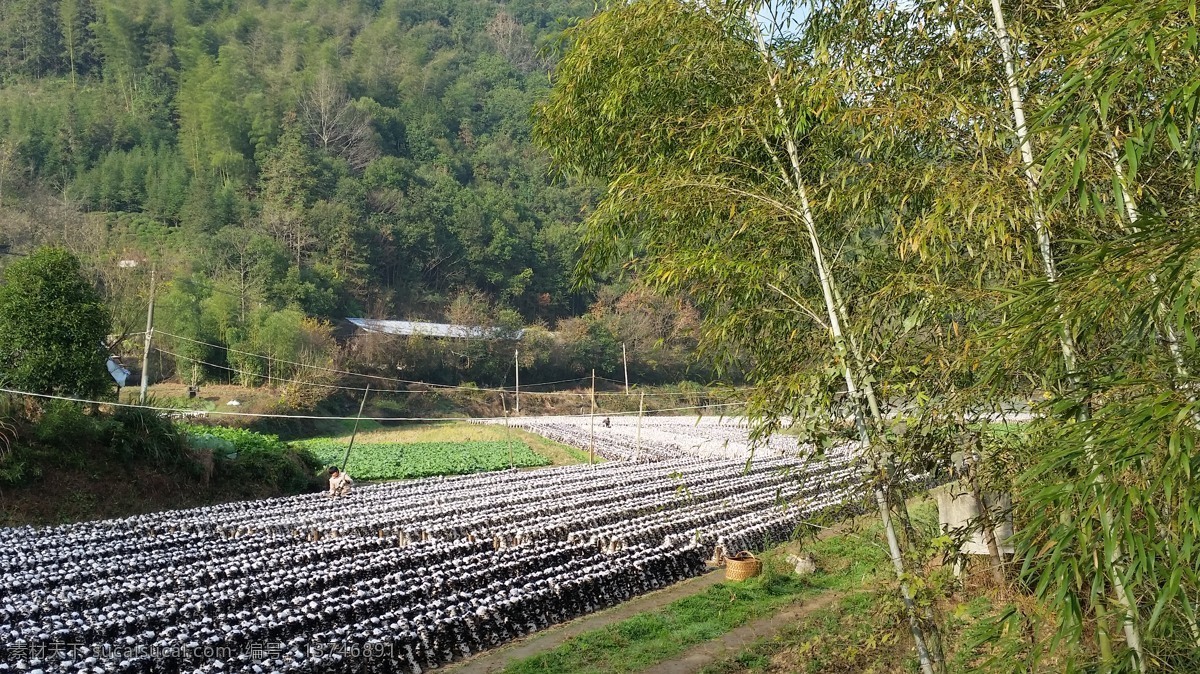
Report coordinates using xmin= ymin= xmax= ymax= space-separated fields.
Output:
xmin=298 ymin=439 xmax=551 ymax=480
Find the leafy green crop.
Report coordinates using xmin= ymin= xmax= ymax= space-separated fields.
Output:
xmin=181 ymin=424 xmax=290 ymax=455
xmin=298 ymin=439 xmax=551 ymax=480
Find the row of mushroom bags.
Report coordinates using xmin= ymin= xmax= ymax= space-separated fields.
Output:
xmin=2 ymin=446 xmax=865 ymax=672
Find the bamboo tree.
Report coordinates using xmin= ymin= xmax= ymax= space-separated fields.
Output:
xmin=797 ymin=0 xmax=1196 ymax=664
xmin=1101 ymin=128 xmax=1200 ymax=649
xmin=994 ymin=0 xmax=1200 ymax=661
xmin=783 ymin=0 xmax=1198 ymax=664
xmin=987 ymin=1 xmax=1146 ymax=667
xmin=747 ymin=8 xmax=942 ymax=669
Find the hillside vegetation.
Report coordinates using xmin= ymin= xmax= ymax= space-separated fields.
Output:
xmin=0 ymin=0 xmax=597 ymax=331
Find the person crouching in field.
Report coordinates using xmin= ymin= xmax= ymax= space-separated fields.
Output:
xmin=328 ymin=465 xmax=353 ymax=497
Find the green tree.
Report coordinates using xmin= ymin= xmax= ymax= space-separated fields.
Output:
xmin=0 ymin=247 xmax=111 ymax=397
xmin=1 ymin=0 xmax=600 ymax=335
xmin=59 ymin=0 xmax=98 ymax=86
xmin=0 ymin=0 xmax=65 ymax=78
xmin=789 ymin=0 xmax=1200 ymax=666
xmin=259 ymin=114 xmax=318 ymax=267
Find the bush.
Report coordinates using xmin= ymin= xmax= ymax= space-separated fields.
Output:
xmin=218 ymin=447 xmax=322 ymax=494
xmin=34 ymin=400 xmax=102 ymax=446
xmin=103 ymin=405 xmax=187 ymax=466
xmin=184 ymin=423 xmax=323 ymax=494
xmin=182 ymin=424 xmax=291 ymax=454
xmin=187 ymin=433 xmax=237 ymax=456
xmin=0 ymin=247 xmax=112 ymax=398
xmin=1 ymin=400 xmax=322 ymax=495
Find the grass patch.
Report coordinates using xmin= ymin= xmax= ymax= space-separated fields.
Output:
xmin=698 ymin=590 xmax=915 ymax=674
xmin=308 ymin=416 xmax=385 ymax=437
xmin=503 ymin=553 xmax=810 ymax=674
xmin=697 ymin=585 xmax=1055 ymax=674
xmin=698 ymin=500 xmax=1065 ymax=674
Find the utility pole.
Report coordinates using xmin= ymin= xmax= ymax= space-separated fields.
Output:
xmin=138 ymin=265 xmax=156 ymax=404
xmin=622 ymin=343 xmax=629 ymax=395
xmin=589 ymin=368 xmax=596 ymax=465
xmin=499 ymin=390 xmax=514 ymax=469
xmin=514 ymin=349 xmax=520 ymax=416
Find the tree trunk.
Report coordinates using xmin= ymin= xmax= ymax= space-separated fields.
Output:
xmin=968 ymin=449 xmax=1006 ymax=585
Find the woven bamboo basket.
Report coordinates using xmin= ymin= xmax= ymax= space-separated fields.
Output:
xmin=724 ymin=551 xmax=762 ymax=581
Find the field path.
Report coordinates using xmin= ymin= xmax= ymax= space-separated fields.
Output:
xmin=640 ymin=590 xmax=843 ymax=674
xmin=445 ymin=567 xmax=730 ymax=673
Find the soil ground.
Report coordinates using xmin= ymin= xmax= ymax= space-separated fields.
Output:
xmin=0 ymin=453 xmax=283 ymax=526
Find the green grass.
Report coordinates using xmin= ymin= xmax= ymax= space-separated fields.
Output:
xmin=308 ymin=416 xmax=384 ymax=437
xmin=297 ymin=438 xmax=551 ymax=479
xmin=697 ymin=582 xmax=1047 ymax=674
xmin=697 ymin=590 xmax=915 ymax=674
xmin=502 ymin=518 xmax=892 ymax=674
xmin=291 ymin=421 xmax=590 ymax=467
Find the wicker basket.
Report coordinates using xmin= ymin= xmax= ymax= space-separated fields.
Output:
xmin=725 ymin=551 xmax=762 ymax=581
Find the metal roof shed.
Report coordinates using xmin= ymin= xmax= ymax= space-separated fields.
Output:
xmin=346 ymin=318 xmax=524 ymax=340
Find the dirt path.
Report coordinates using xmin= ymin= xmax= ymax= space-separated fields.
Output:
xmin=641 ymin=590 xmax=843 ymax=674
xmin=445 ymin=567 xmax=730 ymax=674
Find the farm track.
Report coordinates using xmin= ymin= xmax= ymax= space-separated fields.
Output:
xmin=642 ymin=591 xmax=845 ymax=674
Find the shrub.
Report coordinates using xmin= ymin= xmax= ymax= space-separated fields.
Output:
xmin=184 ymin=423 xmax=323 ymax=494
xmin=181 ymin=424 xmax=291 ymax=454
xmin=0 ymin=247 xmax=112 ymax=398
xmin=218 ymin=447 xmax=321 ymax=494
xmin=103 ymin=405 xmax=186 ymax=465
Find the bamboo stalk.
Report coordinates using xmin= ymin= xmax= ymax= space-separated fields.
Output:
xmin=1104 ymin=130 xmax=1200 ymax=646
xmin=988 ymin=1 xmax=1146 ymax=668
xmin=750 ymin=15 xmax=941 ymax=674
xmin=589 ymin=369 xmax=596 ymax=465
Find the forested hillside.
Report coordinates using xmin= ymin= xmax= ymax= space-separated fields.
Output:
xmin=0 ymin=0 xmax=598 ymax=336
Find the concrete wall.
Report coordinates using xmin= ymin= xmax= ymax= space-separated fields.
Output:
xmin=931 ymin=481 xmax=1014 ymax=556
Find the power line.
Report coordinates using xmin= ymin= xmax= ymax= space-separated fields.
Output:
xmin=154 ymin=346 xmax=741 ymax=400
xmin=152 ymin=346 xmax=383 ymax=393
xmin=0 ymin=386 xmax=746 ymax=421
xmin=500 ymin=376 xmax=591 ymax=390
xmin=154 ymin=330 xmax=745 ymax=398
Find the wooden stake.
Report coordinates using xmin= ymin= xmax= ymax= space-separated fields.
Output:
xmin=340 ymin=385 xmax=371 ymax=472
xmin=622 ymin=343 xmax=629 ymax=395
xmin=635 ymin=390 xmax=644 ymax=462
xmin=500 ymin=390 xmax=514 ymax=469
xmin=514 ymin=349 xmax=520 ymax=415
